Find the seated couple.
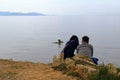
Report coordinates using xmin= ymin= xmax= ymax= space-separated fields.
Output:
xmin=62 ymin=35 xmax=98 ymax=64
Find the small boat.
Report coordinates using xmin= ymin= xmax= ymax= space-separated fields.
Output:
xmin=52 ymin=39 xmax=63 ymax=44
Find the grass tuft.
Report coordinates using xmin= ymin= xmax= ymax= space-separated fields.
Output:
xmin=52 ymin=63 xmax=68 ymax=74
xmin=67 ymin=71 xmax=79 ymax=77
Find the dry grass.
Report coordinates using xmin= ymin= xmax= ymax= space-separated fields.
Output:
xmin=0 ymin=59 xmax=76 ymax=80
xmin=1 ymin=55 xmax=119 ymax=80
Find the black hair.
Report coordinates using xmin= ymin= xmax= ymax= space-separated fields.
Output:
xmin=70 ymin=35 xmax=79 ymax=43
xmin=82 ymin=36 xmax=89 ymax=43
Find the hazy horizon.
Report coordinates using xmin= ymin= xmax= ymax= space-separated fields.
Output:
xmin=0 ymin=0 xmax=120 ymax=15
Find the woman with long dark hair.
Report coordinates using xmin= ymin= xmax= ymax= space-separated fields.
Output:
xmin=63 ymin=35 xmax=79 ymax=59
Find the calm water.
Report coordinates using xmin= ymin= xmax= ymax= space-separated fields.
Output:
xmin=0 ymin=16 xmax=120 ymax=66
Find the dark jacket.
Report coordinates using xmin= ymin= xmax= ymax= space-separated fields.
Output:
xmin=63 ymin=40 xmax=79 ymax=59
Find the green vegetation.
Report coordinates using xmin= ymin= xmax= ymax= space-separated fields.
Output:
xmin=52 ymin=63 xmax=68 ymax=73
xmin=0 ymin=72 xmax=17 ymax=80
xmin=117 ymin=68 xmax=120 ymax=72
xmin=67 ymin=71 xmax=79 ymax=77
xmin=88 ymin=65 xmax=120 ymax=80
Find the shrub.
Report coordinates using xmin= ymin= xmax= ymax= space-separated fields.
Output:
xmin=88 ymin=65 xmax=120 ymax=80
xmin=117 ymin=68 xmax=120 ymax=72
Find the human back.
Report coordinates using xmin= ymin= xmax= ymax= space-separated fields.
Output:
xmin=63 ymin=35 xmax=79 ymax=59
xmin=77 ymin=36 xmax=93 ymax=58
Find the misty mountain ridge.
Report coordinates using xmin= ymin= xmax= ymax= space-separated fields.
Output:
xmin=0 ymin=11 xmax=44 ymax=16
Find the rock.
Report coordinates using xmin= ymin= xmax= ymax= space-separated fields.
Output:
xmin=73 ymin=55 xmax=95 ymax=65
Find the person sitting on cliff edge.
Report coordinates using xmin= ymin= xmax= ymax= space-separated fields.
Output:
xmin=77 ymin=36 xmax=98 ymax=64
xmin=62 ymin=35 xmax=79 ymax=60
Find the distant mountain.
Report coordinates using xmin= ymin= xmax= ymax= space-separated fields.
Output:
xmin=0 ymin=11 xmax=45 ymax=16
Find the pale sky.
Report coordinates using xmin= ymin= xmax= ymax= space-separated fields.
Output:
xmin=0 ymin=0 xmax=120 ymax=15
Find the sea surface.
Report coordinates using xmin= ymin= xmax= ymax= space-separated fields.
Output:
xmin=0 ymin=16 xmax=120 ymax=66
